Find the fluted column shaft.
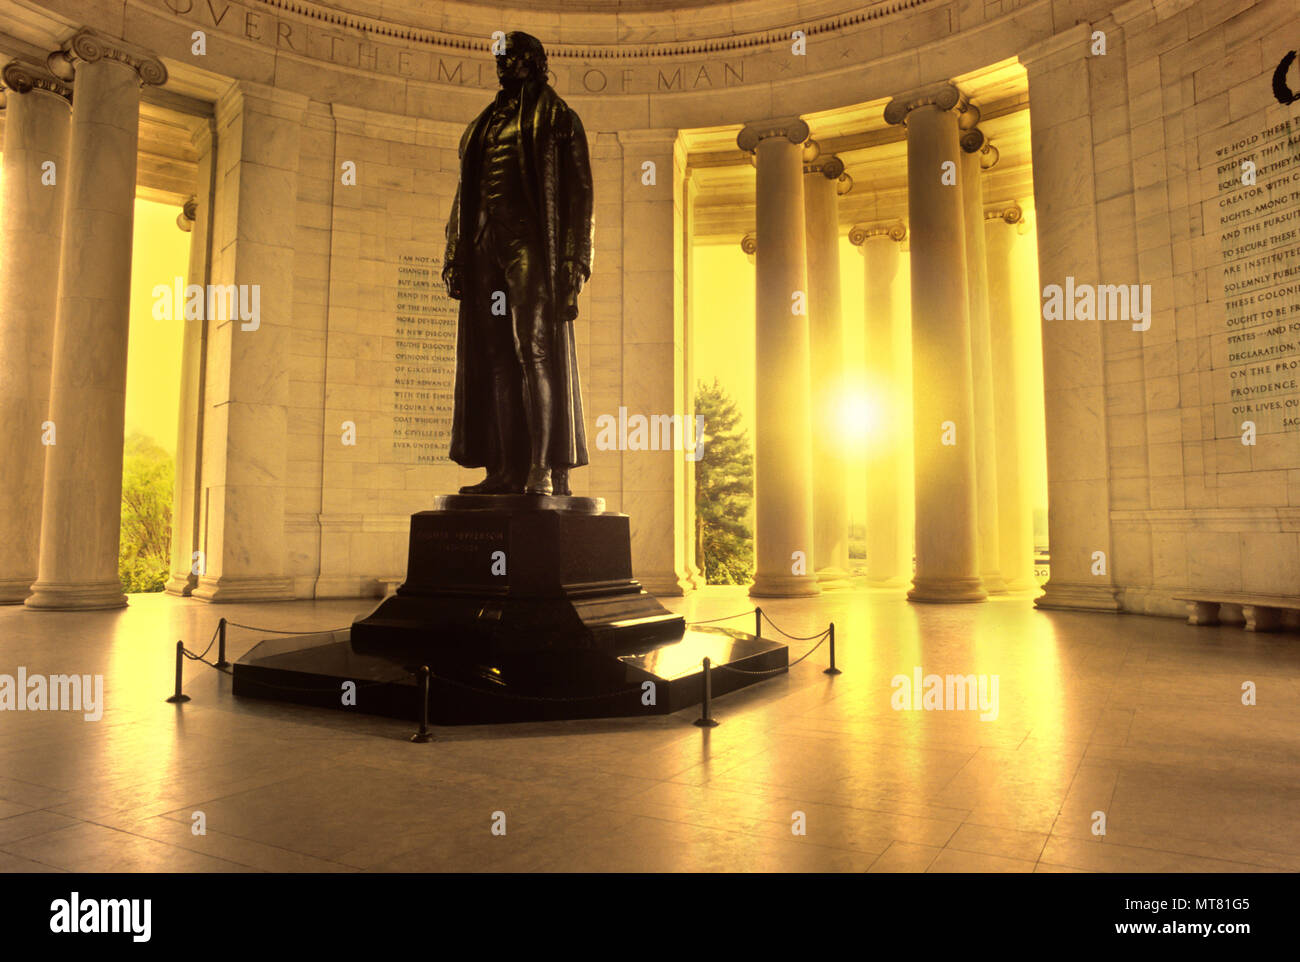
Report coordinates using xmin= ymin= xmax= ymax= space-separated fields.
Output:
xmin=985 ymin=204 xmax=1036 ymax=590
xmin=852 ymin=224 xmax=910 ymax=585
xmin=886 ymin=85 xmax=985 ymax=603
xmin=960 ymin=141 xmax=1006 ymax=593
xmin=0 ymin=63 xmax=71 ymax=603
xmin=166 ymin=127 xmax=215 ymax=596
xmin=192 ymin=82 xmax=305 ymax=603
xmin=803 ymin=150 xmax=850 ymax=583
xmin=28 ymin=36 xmax=166 ymax=610
xmin=739 ymin=117 xmax=819 ymax=598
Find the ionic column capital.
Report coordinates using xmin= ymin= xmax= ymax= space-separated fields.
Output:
xmin=737 ymin=116 xmax=810 ymax=152
xmin=849 ymin=222 xmax=907 ymax=245
xmin=178 ymin=195 xmax=198 ymax=233
xmin=984 ymin=202 xmax=1024 ymax=225
xmin=960 ymin=128 xmax=1001 ymax=169
xmin=801 ymin=142 xmax=854 ymax=195
xmin=883 ymin=82 xmax=966 ymax=126
xmin=740 ymin=233 xmax=758 ymax=255
xmin=47 ymin=29 xmax=167 ymax=87
xmin=1 ymin=60 xmax=73 ymax=106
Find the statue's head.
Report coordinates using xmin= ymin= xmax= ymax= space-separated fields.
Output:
xmin=496 ymin=31 xmax=547 ymax=88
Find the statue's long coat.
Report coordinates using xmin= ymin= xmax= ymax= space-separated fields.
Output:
xmin=444 ymin=81 xmax=594 ymax=470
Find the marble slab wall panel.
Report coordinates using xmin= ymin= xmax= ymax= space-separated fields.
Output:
xmin=1104 ymin=0 xmax=1300 ymax=615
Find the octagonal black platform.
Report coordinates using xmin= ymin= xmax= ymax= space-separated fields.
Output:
xmin=232 ymin=496 xmax=788 ymax=723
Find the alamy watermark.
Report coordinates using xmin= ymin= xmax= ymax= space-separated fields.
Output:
xmin=593 ymin=407 xmax=706 ymax=461
xmin=50 ymin=893 xmax=150 ymax=942
xmin=891 ymin=667 xmax=999 ymax=721
xmin=151 ymin=276 xmax=261 ymax=331
xmin=0 ymin=668 xmax=103 ymax=720
xmin=1042 ymin=276 xmax=1151 ymax=331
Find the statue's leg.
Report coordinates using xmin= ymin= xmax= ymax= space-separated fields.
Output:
xmin=458 ymin=241 xmax=525 ymax=494
xmin=504 ymin=234 xmax=555 ymax=496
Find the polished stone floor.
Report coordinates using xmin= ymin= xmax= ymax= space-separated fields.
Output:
xmin=0 ymin=585 xmax=1296 ymax=872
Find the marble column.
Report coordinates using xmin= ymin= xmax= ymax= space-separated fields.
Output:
xmin=192 ymin=82 xmax=306 ymax=603
xmin=681 ymin=165 xmax=703 ymax=591
xmin=803 ymin=142 xmax=853 ymax=585
xmin=0 ymin=61 xmax=72 ymax=604
xmin=960 ymin=126 xmax=1007 ymax=594
xmin=615 ymin=128 xmax=692 ymax=596
xmin=850 ymin=222 xmax=910 ymax=586
xmin=165 ymin=122 xmax=215 ymax=597
xmin=739 ymin=117 xmax=819 ymax=598
xmin=985 ymin=202 xmax=1037 ymax=590
xmin=26 ymin=33 xmax=166 ymax=610
xmin=885 ymin=84 xmax=985 ymax=604
xmin=1022 ymin=25 xmax=1121 ymax=612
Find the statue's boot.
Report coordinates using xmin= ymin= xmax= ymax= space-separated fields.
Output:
xmin=458 ymin=471 xmax=515 ymax=495
xmin=522 ymin=362 xmax=554 ymax=496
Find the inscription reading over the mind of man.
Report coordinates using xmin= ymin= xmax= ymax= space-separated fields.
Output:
xmin=391 ymin=253 xmax=456 ymax=464
xmin=1213 ymin=118 xmax=1300 ymax=437
xmin=157 ymin=0 xmax=746 ymax=94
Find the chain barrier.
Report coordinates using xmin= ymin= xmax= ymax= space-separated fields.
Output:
xmin=684 ymin=609 xmax=755 ymax=626
xmin=758 ymin=609 xmax=831 ymax=641
xmin=179 ymin=643 xmax=400 ymax=693
xmin=713 ymin=628 xmax=830 ymax=676
xmin=221 ymin=619 xmax=353 ymax=635
xmin=171 ymin=610 xmax=836 ymax=704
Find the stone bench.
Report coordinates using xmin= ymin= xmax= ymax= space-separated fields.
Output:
xmin=1175 ymin=594 xmax=1300 ymax=632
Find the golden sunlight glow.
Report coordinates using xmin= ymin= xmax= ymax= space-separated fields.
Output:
xmin=125 ymin=198 xmax=191 ymax=457
xmin=837 ymin=385 xmax=881 ymax=442
xmin=690 ymin=195 xmax=1047 ymax=581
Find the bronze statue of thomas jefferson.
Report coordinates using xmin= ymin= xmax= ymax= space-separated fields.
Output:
xmin=442 ymin=32 xmax=593 ymax=496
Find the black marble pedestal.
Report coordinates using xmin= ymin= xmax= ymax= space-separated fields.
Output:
xmin=233 ymin=496 xmax=788 ymax=723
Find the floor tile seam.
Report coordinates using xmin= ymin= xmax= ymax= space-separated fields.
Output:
xmin=1038 ymin=831 xmax=1289 ymax=871
xmin=1 ymin=819 xmax=270 ymax=873
xmin=0 ymin=845 xmax=67 ymax=872
xmin=78 ymin=809 xmax=363 ymax=870
xmin=1029 ymin=748 xmax=1093 ymax=870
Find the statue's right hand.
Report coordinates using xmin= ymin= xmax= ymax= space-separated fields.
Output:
xmin=443 ymin=264 xmax=464 ymax=300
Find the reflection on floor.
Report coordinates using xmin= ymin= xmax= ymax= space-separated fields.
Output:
xmin=1 ymin=586 xmax=1297 ymax=872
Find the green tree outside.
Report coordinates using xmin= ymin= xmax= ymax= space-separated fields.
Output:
xmin=694 ymin=379 xmax=754 ymax=585
xmin=119 ymin=432 xmax=173 ymax=593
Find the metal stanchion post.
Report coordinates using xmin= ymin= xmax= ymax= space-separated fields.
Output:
xmin=823 ymin=622 xmax=842 ymax=675
xmin=216 ymin=617 xmax=231 ymax=669
xmin=694 ymin=656 xmax=719 ymax=727
xmin=166 ymin=640 xmax=191 ymax=703
xmin=755 ymin=606 xmax=762 ymax=640
xmin=411 ymin=665 xmax=434 ymax=743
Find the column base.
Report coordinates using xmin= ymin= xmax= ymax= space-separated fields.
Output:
xmin=0 ymin=578 xmax=33 ymax=605
xmin=1034 ymin=579 xmax=1122 ymax=612
xmin=25 ymin=581 xmax=127 ymax=610
xmin=1001 ymin=575 xmax=1040 ymax=593
xmin=636 ymin=571 xmax=693 ymax=598
xmin=750 ymin=573 xmax=821 ymax=598
xmin=981 ymin=573 xmax=1009 ymax=594
xmin=192 ymin=575 xmax=296 ymax=604
xmin=864 ymin=575 xmax=909 ymax=589
xmin=164 ymin=572 xmax=197 ymax=596
xmin=815 ymin=566 xmax=854 ymax=588
xmin=908 ymin=576 xmax=987 ymax=604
